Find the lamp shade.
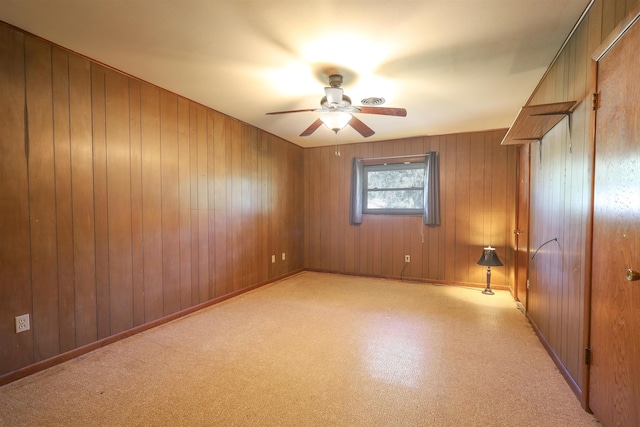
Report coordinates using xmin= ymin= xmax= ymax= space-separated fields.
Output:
xmin=320 ymin=112 xmax=352 ymax=133
xmin=477 ymin=246 xmax=503 ymax=267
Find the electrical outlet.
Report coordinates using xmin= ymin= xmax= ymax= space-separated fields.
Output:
xmin=282 ymin=252 xmax=286 ymax=261
xmin=405 ymin=255 xmax=411 ymax=263
xmin=15 ymin=314 xmax=30 ymax=333
xmin=271 ymin=255 xmax=276 ymax=263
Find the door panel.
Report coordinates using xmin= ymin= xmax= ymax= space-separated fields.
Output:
xmin=589 ymin=13 xmax=640 ymax=427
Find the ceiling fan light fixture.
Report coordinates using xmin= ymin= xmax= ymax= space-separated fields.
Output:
xmin=320 ymin=111 xmax=352 ymax=133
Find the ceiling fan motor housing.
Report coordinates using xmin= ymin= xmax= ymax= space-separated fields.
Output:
xmin=321 ymin=92 xmax=352 ymax=109
xmin=328 ymin=74 xmax=343 ymax=88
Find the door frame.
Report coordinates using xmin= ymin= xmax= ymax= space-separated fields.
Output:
xmin=514 ymin=144 xmax=530 ymax=310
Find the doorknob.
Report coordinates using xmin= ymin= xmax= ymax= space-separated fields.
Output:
xmin=626 ymin=269 xmax=640 ymax=281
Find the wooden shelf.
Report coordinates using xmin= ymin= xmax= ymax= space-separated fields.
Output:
xmin=501 ymin=101 xmax=577 ymax=145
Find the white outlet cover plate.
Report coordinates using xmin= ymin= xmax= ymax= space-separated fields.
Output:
xmin=15 ymin=314 xmax=30 ymax=333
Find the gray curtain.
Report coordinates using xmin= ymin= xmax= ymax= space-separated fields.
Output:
xmin=423 ymin=151 xmax=440 ymax=226
xmin=349 ymin=157 xmax=364 ymax=225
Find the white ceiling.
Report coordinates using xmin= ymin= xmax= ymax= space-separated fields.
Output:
xmin=0 ymin=0 xmax=590 ymax=148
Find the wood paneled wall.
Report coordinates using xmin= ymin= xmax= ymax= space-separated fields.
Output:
xmin=523 ymin=0 xmax=639 ymax=405
xmin=0 ymin=23 xmax=304 ymax=379
xmin=303 ymin=131 xmax=517 ymax=288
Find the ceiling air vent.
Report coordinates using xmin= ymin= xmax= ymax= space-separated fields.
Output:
xmin=361 ymin=97 xmax=385 ymax=105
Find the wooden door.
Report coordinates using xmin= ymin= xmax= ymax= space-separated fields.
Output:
xmin=514 ymin=144 xmax=530 ymax=308
xmin=589 ymin=11 xmax=640 ymax=427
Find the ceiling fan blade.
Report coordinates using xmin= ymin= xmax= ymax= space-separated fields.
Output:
xmin=358 ymin=106 xmax=407 ymax=117
xmin=300 ymin=118 xmax=323 ymax=136
xmin=348 ymin=116 xmax=375 ymax=138
xmin=265 ymin=108 xmax=316 ymax=115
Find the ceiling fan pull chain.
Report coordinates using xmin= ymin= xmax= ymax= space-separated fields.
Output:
xmin=334 ymin=131 xmax=341 ymax=157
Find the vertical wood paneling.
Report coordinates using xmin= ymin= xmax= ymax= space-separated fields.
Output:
xmin=246 ymin=125 xmax=257 ymax=280
xmin=494 ymin=130 xmax=508 ymax=287
xmin=262 ymin=134 xmax=273 ymax=278
xmin=328 ymin=146 xmax=342 ymax=273
xmin=303 ymin=149 xmax=310 ymax=268
xmin=469 ymin=132 xmax=485 ymax=284
xmin=294 ymin=144 xmax=304 ymax=270
xmin=307 ymin=146 xmax=318 ymax=270
xmin=336 ymin=145 xmax=347 ymax=274
xmin=224 ymin=119 xmax=235 ymax=285
xmin=25 ymin=36 xmax=60 ymax=360
xmin=443 ymin=134 xmax=457 ymax=281
xmin=207 ymin=111 xmax=217 ymax=297
xmin=91 ymin=64 xmax=110 ymax=339
xmin=258 ymin=134 xmax=269 ymax=280
xmin=230 ymin=120 xmax=243 ymax=290
xmin=240 ymin=124 xmax=252 ymax=287
xmin=212 ymin=111 xmax=228 ymax=296
xmin=68 ymin=54 xmax=96 ymax=347
xmin=249 ymin=127 xmax=260 ymax=284
xmin=524 ymin=0 xmax=640 ymax=405
xmin=195 ymin=104 xmax=209 ymax=303
xmin=140 ymin=82 xmax=163 ymax=322
xmin=0 ymin=25 xmax=33 ymax=372
xmin=1 ymin=21 xmax=304 ymax=381
xmin=571 ymin=30 xmax=590 ymax=378
xmin=308 ymin=146 xmax=321 ymax=270
xmin=601 ymin=0 xmax=617 ymax=36
xmin=480 ymin=132 xmax=493 ymax=271
xmin=273 ymin=138 xmax=285 ymax=277
xmin=177 ymin=97 xmax=192 ymax=309
xmin=105 ymin=69 xmax=133 ymax=335
xmin=342 ymin=145 xmax=355 ymax=274
xmin=188 ymin=103 xmax=200 ymax=306
xmin=52 ymin=46 xmax=75 ymax=353
xmin=129 ymin=80 xmax=145 ymax=327
xmin=160 ymin=91 xmax=181 ymax=315
xmin=454 ymin=133 xmax=471 ymax=282
xmin=304 ymin=130 xmax=515 ymax=287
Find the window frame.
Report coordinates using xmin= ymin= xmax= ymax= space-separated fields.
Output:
xmin=362 ymin=161 xmax=426 ymax=215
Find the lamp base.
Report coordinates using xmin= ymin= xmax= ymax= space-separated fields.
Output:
xmin=482 ymin=266 xmax=494 ymax=295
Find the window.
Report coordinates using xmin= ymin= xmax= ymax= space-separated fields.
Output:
xmin=362 ymin=162 xmax=425 ymax=215
xmin=349 ymin=152 xmax=439 ymax=226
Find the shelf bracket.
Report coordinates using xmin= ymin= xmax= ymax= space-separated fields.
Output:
xmin=568 ymin=112 xmax=573 ymax=153
xmin=530 ymin=111 xmax=574 ymax=153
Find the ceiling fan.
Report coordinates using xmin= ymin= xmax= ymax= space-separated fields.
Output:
xmin=266 ymin=74 xmax=407 ymax=138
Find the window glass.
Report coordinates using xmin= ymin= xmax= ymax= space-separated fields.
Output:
xmin=363 ymin=163 xmax=425 ymax=214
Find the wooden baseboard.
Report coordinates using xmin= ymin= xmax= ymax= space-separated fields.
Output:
xmin=303 ymin=268 xmax=510 ymax=291
xmin=527 ymin=314 xmax=586 ymax=407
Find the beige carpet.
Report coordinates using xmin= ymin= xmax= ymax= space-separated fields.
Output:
xmin=0 ymin=271 xmax=599 ymax=426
